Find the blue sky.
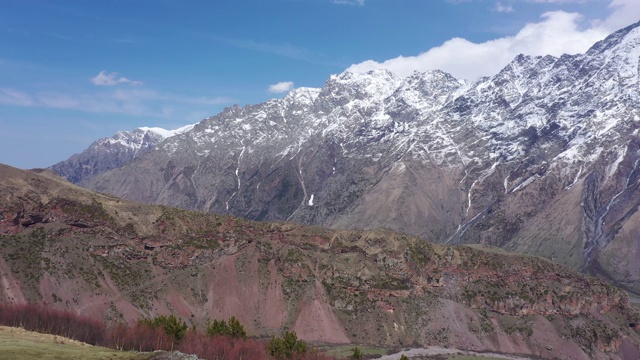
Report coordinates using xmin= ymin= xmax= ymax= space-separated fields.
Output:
xmin=0 ymin=0 xmax=638 ymax=169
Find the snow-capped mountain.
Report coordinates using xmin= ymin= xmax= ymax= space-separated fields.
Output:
xmin=51 ymin=124 xmax=194 ymax=183
xmin=61 ymin=21 xmax=640 ymax=293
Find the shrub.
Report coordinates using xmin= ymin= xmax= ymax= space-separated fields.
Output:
xmin=350 ymin=347 xmax=363 ymax=360
xmin=139 ymin=314 xmax=188 ymax=341
xmin=0 ymin=303 xmax=106 ymax=345
xmin=206 ymin=316 xmax=246 ymax=339
xmin=109 ymin=322 xmax=173 ymax=352
xmin=268 ymin=330 xmax=308 ymax=359
xmin=178 ymin=331 xmax=267 ymax=360
xmin=207 ymin=319 xmax=229 ymax=336
xmin=228 ymin=316 xmax=247 ymax=339
xmin=0 ymin=303 xmax=336 ymax=360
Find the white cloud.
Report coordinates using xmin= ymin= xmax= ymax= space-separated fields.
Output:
xmin=598 ymin=0 xmax=640 ymax=32
xmin=211 ymin=36 xmax=312 ymax=61
xmin=495 ymin=2 xmax=514 ymax=12
xmin=110 ymin=88 xmax=232 ymax=106
xmin=345 ymin=0 xmax=637 ymax=80
xmin=268 ymin=81 xmax=295 ymax=94
xmin=333 ymin=0 xmax=365 ymax=6
xmin=208 ymin=35 xmax=341 ymax=67
xmin=91 ymin=70 xmax=142 ymax=86
xmin=0 ymin=86 xmax=232 ymax=118
xmin=525 ymin=0 xmax=586 ymax=3
xmin=0 ymin=88 xmax=35 ymax=106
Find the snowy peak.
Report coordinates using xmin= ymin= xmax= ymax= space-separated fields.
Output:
xmin=402 ymin=70 xmax=464 ymax=95
xmin=496 ymin=54 xmax=540 ymax=80
xmin=98 ymin=128 xmax=160 ymax=151
xmin=587 ymin=20 xmax=640 ymax=56
xmin=283 ymin=87 xmax=321 ymax=106
xmin=96 ymin=124 xmax=195 ymax=153
xmin=316 ymin=69 xmax=402 ymax=111
xmin=387 ymin=70 xmax=467 ymax=113
xmin=138 ymin=124 xmax=196 ymax=139
xmin=582 ymin=20 xmax=640 ymax=85
xmin=50 ymin=123 xmax=196 ymax=184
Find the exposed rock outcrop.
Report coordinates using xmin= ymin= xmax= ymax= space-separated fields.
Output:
xmin=1 ymin=163 xmax=639 ymax=359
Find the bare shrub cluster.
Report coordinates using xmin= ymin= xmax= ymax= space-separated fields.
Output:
xmin=0 ymin=303 xmax=105 ymax=345
xmin=0 ymin=303 xmax=339 ymax=360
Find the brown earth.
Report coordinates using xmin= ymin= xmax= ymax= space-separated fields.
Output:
xmin=1 ymin=163 xmax=640 ymax=359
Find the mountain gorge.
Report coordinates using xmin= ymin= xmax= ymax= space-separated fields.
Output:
xmin=54 ymin=21 xmax=640 ymax=295
xmin=2 ymin=163 xmax=640 ymax=359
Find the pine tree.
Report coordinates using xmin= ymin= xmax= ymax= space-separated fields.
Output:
xmin=228 ymin=316 xmax=247 ymax=339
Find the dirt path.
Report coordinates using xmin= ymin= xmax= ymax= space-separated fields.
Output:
xmin=377 ymin=347 xmax=532 ymax=359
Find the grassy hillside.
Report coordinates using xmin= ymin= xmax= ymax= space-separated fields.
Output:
xmin=0 ymin=326 xmax=152 ymax=360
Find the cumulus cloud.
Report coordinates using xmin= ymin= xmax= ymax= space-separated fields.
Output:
xmin=345 ymin=0 xmax=637 ymax=80
xmin=268 ymin=81 xmax=295 ymax=94
xmin=91 ymin=70 xmax=142 ymax=86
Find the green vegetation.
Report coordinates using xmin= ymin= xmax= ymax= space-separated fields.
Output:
xmin=93 ymin=254 xmax=153 ymax=308
xmin=60 ymin=198 xmax=115 ymax=224
xmin=0 ymin=326 xmax=150 ymax=360
xmin=502 ymin=316 xmax=533 ymax=337
xmin=2 ymin=228 xmax=47 ymax=291
xmin=206 ymin=316 xmax=247 ymax=339
xmin=349 ymin=346 xmax=363 ymax=360
xmin=407 ymin=240 xmax=435 ymax=265
xmin=285 ymin=248 xmax=305 ymax=263
xmin=370 ymin=275 xmax=411 ymax=290
xmin=0 ymin=303 xmax=341 ymax=359
xmin=268 ymin=330 xmax=308 ymax=359
xmin=569 ymin=319 xmax=620 ymax=351
xmin=139 ymin=314 xmax=188 ymax=342
xmin=180 ymin=237 xmax=220 ymax=250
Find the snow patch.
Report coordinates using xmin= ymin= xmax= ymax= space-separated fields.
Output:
xmin=139 ymin=124 xmax=195 ymax=138
xmin=511 ymin=174 xmax=540 ymax=193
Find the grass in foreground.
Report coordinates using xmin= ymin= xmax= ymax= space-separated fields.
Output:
xmin=0 ymin=326 xmax=151 ymax=360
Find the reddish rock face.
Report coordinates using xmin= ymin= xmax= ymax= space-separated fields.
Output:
xmin=1 ymin=163 xmax=640 ymax=359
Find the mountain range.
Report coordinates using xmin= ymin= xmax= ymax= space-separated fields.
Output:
xmin=51 ymin=21 xmax=640 ymax=297
xmin=51 ymin=125 xmax=194 ymax=184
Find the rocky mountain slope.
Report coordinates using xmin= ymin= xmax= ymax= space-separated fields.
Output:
xmin=2 ymin=163 xmax=640 ymax=359
xmin=58 ymin=22 xmax=640 ymax=294
xmin=51 ymin=125 xmax=194 ymax=184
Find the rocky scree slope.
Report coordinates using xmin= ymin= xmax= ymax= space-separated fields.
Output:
xmin=65 ymin=22 xmax=640 ymax=293
xmin=2 ymin=163 xmax=640 ymax=359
